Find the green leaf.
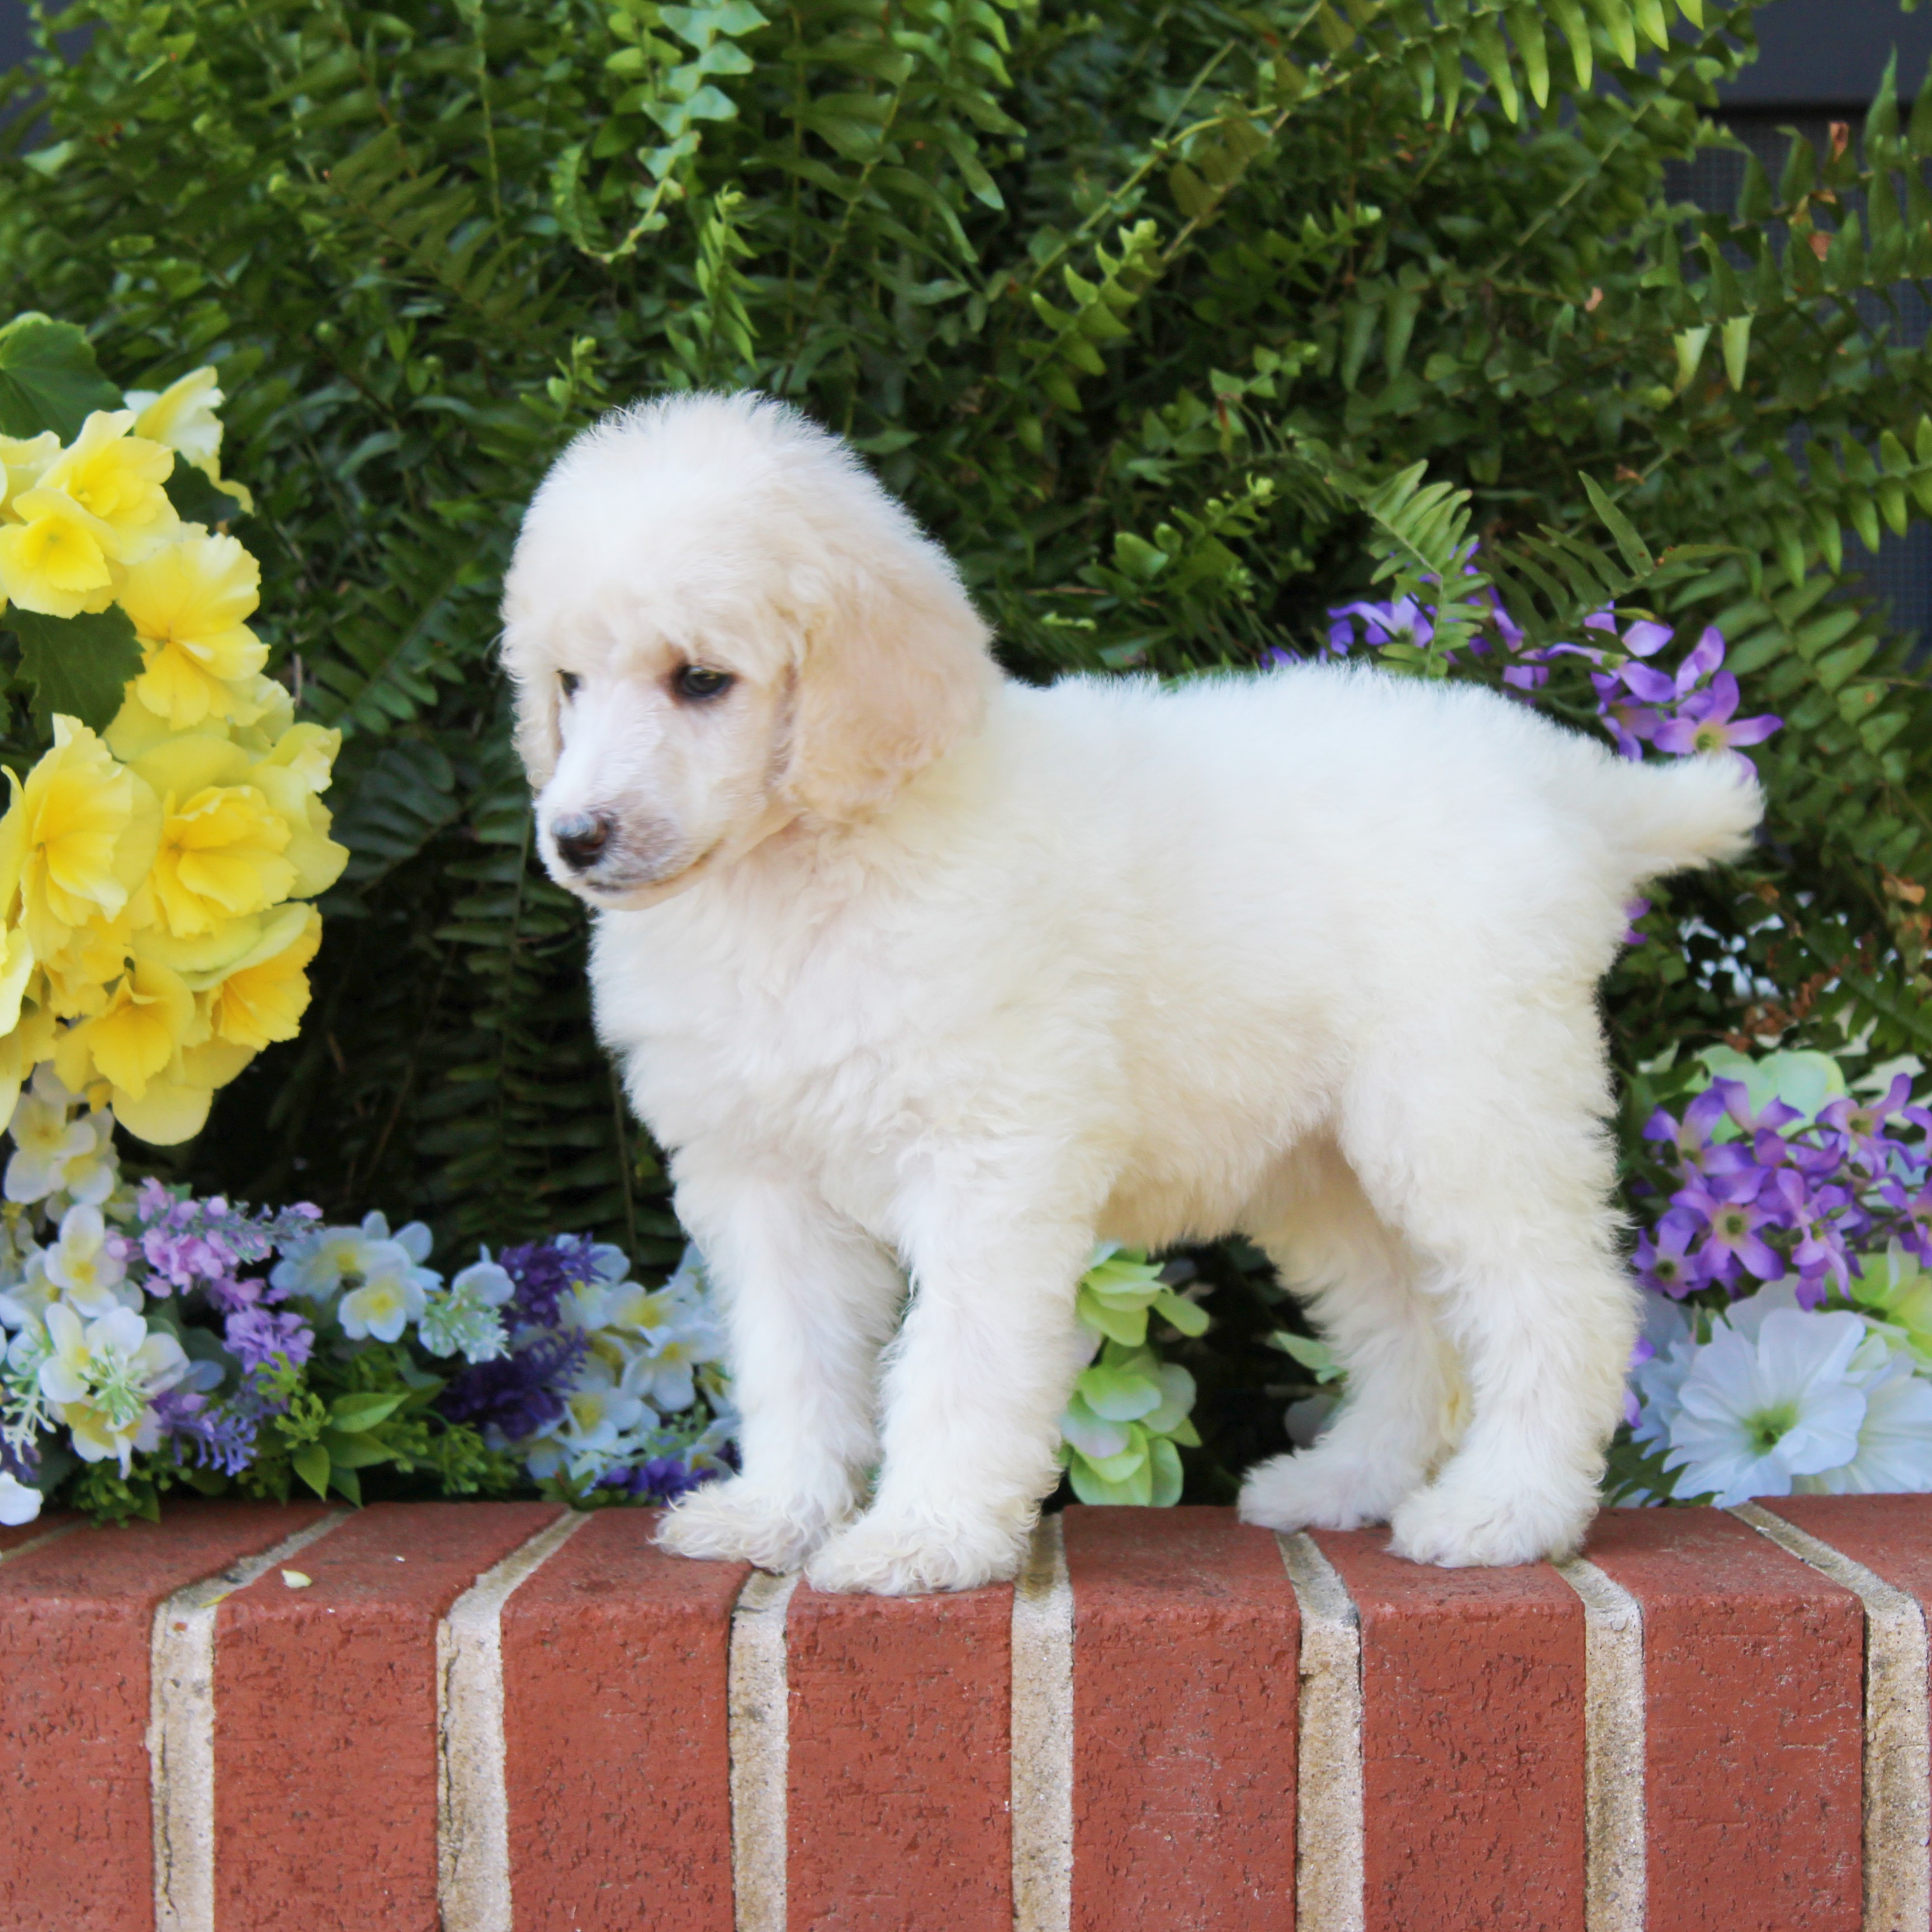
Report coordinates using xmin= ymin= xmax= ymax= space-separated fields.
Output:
xmin=1077 ymin=1286 xmax=1149 ymax=1346
xmin=164 ymin=461 xmax=239 ymax=528
xmin=0 ymin=312 xmax=119 ymax=438
xmin=291 ymin=1441 xmax=332 ymax=1500
xmin=319 ymin=1428 xmax=402 ymax=1469
xmin=1581 ymin=473 xmax=1655 ymax=575
xmin=1076 ymin=1362 xmax=1164 ymax=1422
xmin=1151 ymin=1287 xmax=1208 ymax=1337
xmin=329 ymin=1390 xmax=411 ymax=1434
xmin=7 ymin=605 xmax=142 ymax=732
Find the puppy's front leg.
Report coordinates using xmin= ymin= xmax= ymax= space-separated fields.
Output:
xmin=804 ymin=1201 xmax=1094 ymax=1596
xmin=656 ymin=1168 xmax=905 ymax=1571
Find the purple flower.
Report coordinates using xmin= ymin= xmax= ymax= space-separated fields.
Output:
xmin=1651 ymin=673 xmax=1781 ymax=757
xmin=224 ymin=1307 xmax=315 ymax=1372
xmin=496 ymin=1238 xmax=605 ymax=1330
xmin=597 ymin=1455 xmax=722 ymax=1506
xmin=438 ymin=1330 xmax=587 ymax=1440
xmin=153 ymin=1385 xmax=262 ymax=1478
xmin=1677 ymin=1185 xmax=1788 ymax=1287
xmin=1635 ymin=1210 xmax=1705 ymax=1298
xmin=1623 ymin=897 xmax=1651 ymax=948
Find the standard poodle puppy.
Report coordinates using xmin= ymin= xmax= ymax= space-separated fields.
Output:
xmin=499 ymin=392 xmax=1761 ymax=1594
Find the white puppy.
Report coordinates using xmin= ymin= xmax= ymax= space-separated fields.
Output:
xmin=500 ymin=392 xmax=1761 ymax=1593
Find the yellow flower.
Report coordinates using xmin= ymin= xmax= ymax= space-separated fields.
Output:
xmin=0 ymin=1001 xmax=57 ymax=1134
xmin=122 ymin=532 xmax=271 ymax=729
xmin=205 ymin=905 xmax=321 ymax=1050
xmin=16 ymin=719 xmax=161 ymax=960
xmin=150 ymin=784 xmax=295 ymax=937
xmin=35 ymin=410 xmax=178 ymax=564
xmin=0 ymin=489 xmax=119 ymax=618
xmin=126 ymin=368 xmax=253 ymax=515
xmin=245 ymin=760 xmax=349 ymax=900
xmin=0 ymin=432 xmax=60 ymax=514
xmin=54 ymin=955 xmax=195 ymax=1102
xmin=127 ymin=369 xmax=222 ymax=473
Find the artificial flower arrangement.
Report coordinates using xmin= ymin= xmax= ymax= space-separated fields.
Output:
xmin=1618 ymin=1046 xmax=1932 ymax=1505
xmin=0 ymin=312 xmax=344 ymax=1145
xmin=0 ymin=1062 xmax=737 ymax=1525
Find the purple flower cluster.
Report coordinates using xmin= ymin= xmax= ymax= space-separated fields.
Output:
xmin=596 ymin=1455 xmax=721 ymax=1506
xmin=135 ymin=1182 xmax=322 ymax=1372
xmin=495 ymin=1235 xmax=607 ymax=1329
xmin=136 ymin=1182 xmax=320 ymax=1303
xmin=437 ymin=1329 xmax=587 ymax=1441
xmin=1315 ymin=575 xmax=1782 ymax=767
xmin=152 ymin=1384 xmax=263 ymax=1478
xmin=1639 ymin=1074 xmax=1932 ymax=1305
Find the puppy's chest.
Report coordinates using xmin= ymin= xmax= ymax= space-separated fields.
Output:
xmin=600 ymin=937 xmax=947 ymax=1150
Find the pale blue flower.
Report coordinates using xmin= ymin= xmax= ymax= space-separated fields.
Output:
xmin=1797 ymin=1360 xmax=1932 ymax=1495
xmin=1664 ymin=1305 xmax=1869 ymax=1504
xmin=0 ymin=1471 xmax=39 ymax=1526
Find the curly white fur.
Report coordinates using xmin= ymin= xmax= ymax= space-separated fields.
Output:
xmin=500 ymin=392 xmax=1763 ymax=1593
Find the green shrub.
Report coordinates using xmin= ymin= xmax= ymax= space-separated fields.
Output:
xmin=2 ymin=0 xmax=1928 ymax=1495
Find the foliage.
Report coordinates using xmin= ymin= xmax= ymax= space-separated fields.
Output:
xmin=0 ymin=318 xmax=345 ymax=1147
xmin=3 ymin=0 xmax=1930 ymax=1500
xmin=0 ymin=1061 xmax=733 ymax=1523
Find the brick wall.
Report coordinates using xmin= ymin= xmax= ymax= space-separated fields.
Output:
xmin=2 ymin=1496 xmax=1928 ymax=1930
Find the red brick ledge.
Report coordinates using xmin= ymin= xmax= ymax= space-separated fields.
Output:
xmin=1 ymin=1497 xmax=1926 ymax=1931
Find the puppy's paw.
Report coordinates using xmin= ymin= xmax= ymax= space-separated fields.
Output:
xmin=655 ymin=1477 xmax=844 ymax=1571
xmin=1236 ymin=1447 xmax=1419 ymax=1533
xmin=803 ymin=1504 xmax=1029 ymax=1597
xmin=1387 ymin=1470 xmax=1590 ymax=1569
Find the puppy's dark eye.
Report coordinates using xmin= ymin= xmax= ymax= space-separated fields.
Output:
xmin=558 ymin=671 xmax=581 ymax=699
xmin=673 ymin=665 xmax=735 ymax=703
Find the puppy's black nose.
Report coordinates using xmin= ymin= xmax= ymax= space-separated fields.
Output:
xmin=551 ymin=812 xmax=614 ymax=871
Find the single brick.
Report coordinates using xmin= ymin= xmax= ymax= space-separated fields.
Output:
xmin=1062 ymin=1506 xmax=1299 ymax=1932
xmin=0 ymin=1501 xmax=329 ymax=1932
xmin=785 ymin=1573 xmax=1013 ymax=1931
xmin=1585 ymin=1507 xmax=1863 ymax=1932
xmin=1310 ymin=1531 xmax=1586 ymax=1932
xmin=500 ymin=1509 xmax=749 ymax=1930
xmin=211 ymin=1500 xmax=561 ymax=1932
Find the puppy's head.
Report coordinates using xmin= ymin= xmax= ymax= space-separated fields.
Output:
xmin=501 ymin=393 xmax=996 ymax=907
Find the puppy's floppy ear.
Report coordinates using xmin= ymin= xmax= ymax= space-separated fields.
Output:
xmin=498 ymin=625 xmax=563 ymax=790
xmin=782 ymin=532 xmax=997 ymax=823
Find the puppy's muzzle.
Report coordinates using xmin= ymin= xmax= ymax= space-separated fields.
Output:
xmin=551 ymin=811 xmax=615 ymax=872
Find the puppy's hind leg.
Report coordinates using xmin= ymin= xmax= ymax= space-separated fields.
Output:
xmin=1238 ymin=1137 xmax=1460 ymax=1535
xmin=1342 ymin=1004 xmax=1637 ymax=1569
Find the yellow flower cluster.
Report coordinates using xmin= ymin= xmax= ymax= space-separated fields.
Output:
xmin=0 ymin=372 xmax=344 ymax=1143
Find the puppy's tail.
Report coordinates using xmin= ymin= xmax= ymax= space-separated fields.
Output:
xmin=1598 ymin=751 xmax=1764 ymax=884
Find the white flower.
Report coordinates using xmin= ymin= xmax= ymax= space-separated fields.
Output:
xmin=418 ymin=1257 xmax=513 ymax=1363
xmin=49 ymin=1111 xmax=121 ymax=1210
xmin=525 ymin=1355 xmax=656 ymax=1481
xmin=0 ymin=1471 xmax=41 ymax=1525
xmin=338 ymin=1260 xmax=430 ymax=1344
xmin=272 ymin=1210 xmax=437 ymax=1311
xmin=42 ymin=1203 xmax=135 ymax=1317
xmin=1664 ymin=1306 xmax=1870 ymax=1505
xmin=37 ymin=1303 xmax=190 ymax=1473
xmin=1797 ymin=1358 xmax=1932 ymax=1495
xmin=0 ymin=1246 xmax=54 ymax=1331
xmin=5 ymin=1068 xmax=98 ymax=1205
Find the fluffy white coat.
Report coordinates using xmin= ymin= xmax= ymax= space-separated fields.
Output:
xmin=500 ymin=392 xmax=1762 ymax=1593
